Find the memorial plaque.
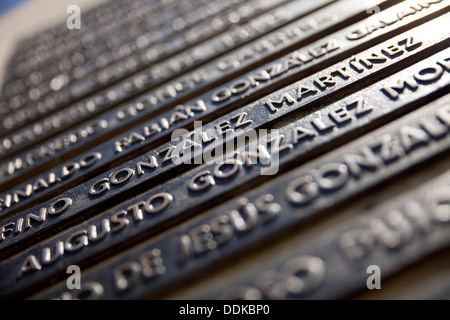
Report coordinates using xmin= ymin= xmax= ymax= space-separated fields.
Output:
xmin=0 ymin=0 xmax=448 ymax=300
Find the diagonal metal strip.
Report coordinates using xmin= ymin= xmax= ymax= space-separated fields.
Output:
xmin=28 ymin=90 xmax=450 ymax=300
xmin=0 ymin=0 xmax=329 ymax=151
xmin=1 ymin=41 xmax=450 ymax=298
xmin=198 ymin=168 xmax=450 ymax=300
xmin=0 ymin=0 xmax=446 ymax=220
xmin=0 ymin=13 xmax=449 ymax=258
xmin=0 ymin=0 xmax=386 ymax=186
xmin=0 ymin=0 xmax=292 ymax=137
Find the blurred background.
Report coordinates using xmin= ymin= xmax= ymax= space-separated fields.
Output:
xmin=0 ymin=0 xmax=105 ymax=89
xmin=0 ymin=0 xmax=28 ymax=16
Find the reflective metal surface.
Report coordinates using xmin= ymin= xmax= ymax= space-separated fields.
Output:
xmin=0 ymin=0 xmax=448 ymax=300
